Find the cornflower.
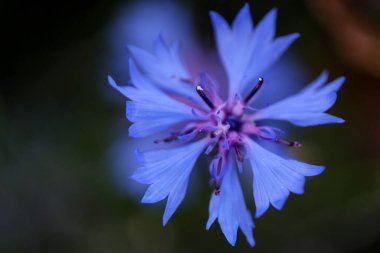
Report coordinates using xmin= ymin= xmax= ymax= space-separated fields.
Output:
xmin=109 ymin=3 xmax=344 ymax=246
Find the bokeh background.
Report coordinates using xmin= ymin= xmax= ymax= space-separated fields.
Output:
xmin=1 ymin=0 xmax=380 ymax=252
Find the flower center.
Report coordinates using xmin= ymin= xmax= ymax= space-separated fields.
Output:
xmin=224 ymin=115 xmax=241 ymax=132
xmin=153 ymin=76 xmax=302 ymax=194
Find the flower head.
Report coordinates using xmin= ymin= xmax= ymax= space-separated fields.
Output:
xmin=109 ymin=3 xmax=344 ymax=247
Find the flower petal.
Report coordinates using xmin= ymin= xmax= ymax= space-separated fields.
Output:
xmin=252 ymin=72 xmax=345 ymax=126
xmin=109 ymin=60 xmax=202 ymax=138
xmin=128 ymin=36 xmax=202 ymax=104
xmin=206 ymin=153 xmax=255 ymax=247
xmin=210 ymin=4 xmax=254 ymax=99
xmin=232 ymin=3 xmax=254 ymax=39
xmin=210 ymin=5 xmax=298 ymax=100
xmin=128 ymin=40 xmax=188 ymax=82
xmin=131 ymin=138 xmax=209 ymax=225
xmin=244 ymin=138 xmax=325 ymax=218
xmin=247 ymin=33 xmax=300 ymax=88
xmin=126 ymin=95 xmax=199 ymax=137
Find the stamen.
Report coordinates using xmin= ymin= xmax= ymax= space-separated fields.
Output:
xmin=259 ymin=135 xmax=302 ymax=148
xmin=234 ymin=145 xmax=244 ymax=161
xmin=214 ymin=181 xmax=221 ymax=196
xmin=275 ymin=138 xmax=302 ymax=148
xmin=244 ymin=77 xmax=264 ymax=104
xmin=196 ymin=85 xmax=215 ymax=109
xmin=216 ymin=157 xmax=223 ymax=176
xmin=154 ymin=128 xmax=196 ymax=144
xmin=179 ymin=78 xmax=194 ymax=84
xmin=154 ymin=135 xmax=178 ymax=144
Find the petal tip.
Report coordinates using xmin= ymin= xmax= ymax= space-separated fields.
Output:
xmin=318 ymin=166 xmax=326 ymax=174
xmin=162 ymin=216 xmax=169 ymax=227
xmin=128 ymin=124 xmax=143 ymax=138
xmin=272 ymin=195 xmax=288 ymax=210
xmin=209 ymin=10 xmax=218 ymax=17
xmin=337 ymin=76 xmax=346 ymax=83
xmin=225 ymin=235 xmax=237 ymax=247
xmin=134 ymin=149 xmax=144 ymax=163
xmin=125 ymin=45 xmax=134 ymax=56
xmin=267 ymin=8 xmax=278 ymax=20
xmin=255 ymin=209 xmax=266 ymax=218
xmin=129 ymin=171 xmax=139 ymax=182
xmin=140 ymin=196 xmax=149 ymax=203
xmin=292 ymin=32 xmax=301 ymax=39
xmin=247 ymin=237 xmax=255 ymax=247
xmin=238 ymin=3 xmax=250 ymax=15
xmin=108 ymin=75 xmax=118 ymax=89
xmin=206 ymin=218 xmax=214 ymax=230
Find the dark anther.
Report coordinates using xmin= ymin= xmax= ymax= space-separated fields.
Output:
xmin=154 ymin=135 xmax=178 ymax=144
xmin=216 ymin=157 xmax=223 ymax=176
xmin=214 ymin=181 xmax=221 ymax=196
xmin=154 ymin=128 xmax=197 ymax=144
xmin=178 ymin=127 xmax=196 ymax=137
xmin=275 ymin=138 xmax=302 ymax=148
xmin=244 ymin=77 xmax=264 ymax=104
xmin=234 ymin=145 xmax=245 ymax=161
xmin=259 ymin=135 xmax=302 ymax=148
xmin=179 ymin=78 xmax=194 ymax=84
xmin=196 ymin=85 xmax=215 ymax=109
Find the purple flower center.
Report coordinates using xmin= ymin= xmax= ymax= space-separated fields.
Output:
xmin=155 ymin=74 xmax=301 ymax=195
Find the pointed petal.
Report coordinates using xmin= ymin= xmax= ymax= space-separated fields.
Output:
xmin=209 ymin=6 xmax=297 ymax=100
xmin=109 ymin=71 xmax=161 ymax=102
xmin=248 ymin=33 xmax=300 ymax=84
xmin=206 ymin=192 xmax=220 ymax=229
xmin=207 ymin=153 xmax=255 ymax=247
xmin=232 ymin=3 xmax=254 ymax=41
xmin=119 ymin=62 xmax=203 ymax=137
xmin=126 ymin=100 xmax=195 ymax=122
xmin=154 ymin=34 xmax=170 ymax=60
xmin=252 ymin=72 xmax=345 ymax=127
xmin=110 ymin=58 xmax=202 ymax=138
xmin=253 ymin=8 xmax=277 ymax=47
xmin=108 ymin=75 xmax=125 ymax=95
xmin=210 ymin=5 xmax=254 ymax=99
xmin=127 ymin=45 xmax=158 ymax=74
xmin=245 ymin=138 xmax=325 ymax=217
xmin=302 ymin=71 xmax=329 ymax=93
xmin=126 ymin=97 xmax=198 ymax=137
xmin=132 ymin=138 xmax=208 ymax=224
xmin=129 ymin=58 xmax=158 ymax=92
xmin=163 ymin=173 xmax=190 ymax=225
xmin=128 ymin=37 xmax=198 ymax=102
xmin=253 ymin=177 xmax=270 ymax=218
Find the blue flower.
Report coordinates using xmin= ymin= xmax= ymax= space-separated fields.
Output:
xmin=109 ymin=3 xmax=344 ymax=247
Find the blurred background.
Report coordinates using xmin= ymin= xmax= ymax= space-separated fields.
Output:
xmin=1 ymin=0 xmax=380 ymax=252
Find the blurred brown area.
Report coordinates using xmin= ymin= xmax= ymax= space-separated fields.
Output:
xmin=0 ymin=0 xmax=380 ymax=253
xmin=309 ymin=0 xmax=380 ymax=79
xmin=308 ymin=0 xmax=380 ymax=164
